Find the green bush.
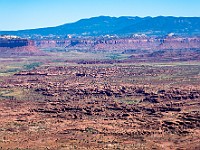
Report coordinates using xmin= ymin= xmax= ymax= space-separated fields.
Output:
xmin=24 ymin=62 xmax=42 ymax=70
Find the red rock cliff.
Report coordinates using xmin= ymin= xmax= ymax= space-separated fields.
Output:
xmin=0 ymin=36 xmax=43 ymax=56
xmin=34 ymin=36 xmax=200 ymax=52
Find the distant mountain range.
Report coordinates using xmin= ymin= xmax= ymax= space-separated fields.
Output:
xmin=1 ymin=16 xmax=200 ymax=37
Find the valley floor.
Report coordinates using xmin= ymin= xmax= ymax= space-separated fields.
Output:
xmin=0 ymin=52 xmax=199 ymax=150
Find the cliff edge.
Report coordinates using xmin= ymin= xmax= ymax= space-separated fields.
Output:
xmin=0 ymin=35 xmax=44 ymax=56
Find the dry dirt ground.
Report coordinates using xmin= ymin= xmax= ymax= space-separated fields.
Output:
xmin=0 ymin=62 xmax=199 ymax=150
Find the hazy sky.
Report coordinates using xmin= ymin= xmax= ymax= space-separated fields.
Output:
xmin=0 ymin=0 xmax=199 ymax=30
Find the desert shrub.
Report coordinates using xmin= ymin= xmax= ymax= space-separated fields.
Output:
xmin=24 ymin=62 xmax=42 ymax=70
xmin=2 ymin=68 xmax=20 ymax=73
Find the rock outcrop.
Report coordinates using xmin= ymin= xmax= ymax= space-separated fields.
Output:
xmin=0 ymin=35 xmax=43 ymax=56
xmin=35 ymin=36 xmax=200 ymax=52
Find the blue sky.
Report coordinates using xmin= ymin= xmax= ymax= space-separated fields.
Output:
xmin=0 ymin=0 xmax=199 ymax=30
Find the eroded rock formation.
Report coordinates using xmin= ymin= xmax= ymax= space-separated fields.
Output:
xmin=35 ymin=36 xmax=200 ymax=52
xmin=0 ymin=35 xmax=43 ymax=56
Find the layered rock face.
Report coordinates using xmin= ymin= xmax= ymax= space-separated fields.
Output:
xmin=0 ymin=36 xmax=43 ymax=56
xmin=0 ymin=38 xmax=29 ymax=48
xmin=35 ymin=36 xmax=200 ymax=51
xmin=35 ymin=40 xmax=71 ymax=48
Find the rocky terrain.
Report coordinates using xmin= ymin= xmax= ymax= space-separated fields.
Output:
xmin=0 ymin=63 xmax=199 ymax=149
xmin=34 ymin=35 xmax=200 ymax=62
xmin=35 ymin=36 xmax=200 ymax=52
xmin=0 ymin=36 xmax=43 ymax=56
xmin=1 ymin=34 xmax=200 ymax=60
xmin=0 ymin=32 xmax=200 ymax=149
xmin=1 ymin=12 xmax=200 ymax=150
